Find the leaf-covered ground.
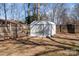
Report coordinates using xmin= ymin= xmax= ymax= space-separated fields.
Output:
xmin=0 ymin=33 xmax=79 ymax=56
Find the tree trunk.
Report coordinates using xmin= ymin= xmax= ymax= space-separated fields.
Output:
xmin=37 ymin=3 xmax=40 ymax=20
xmin=3 ymin=3 xmax=7 ymax=26
xmin=3 ymin=3 xmax=8 ymax=40
xmin=33 ymin=3 xmax=37 ymax=20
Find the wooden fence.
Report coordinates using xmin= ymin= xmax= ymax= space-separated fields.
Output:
xmin=56 ymin=24 xmax=79 ymax=33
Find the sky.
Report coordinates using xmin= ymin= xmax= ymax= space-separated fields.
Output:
xmin=0 ymin=3 xmax=75 ymax=21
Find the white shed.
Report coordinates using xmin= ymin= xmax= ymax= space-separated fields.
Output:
xmin=30 ymin=20 xmax=56 ymax=37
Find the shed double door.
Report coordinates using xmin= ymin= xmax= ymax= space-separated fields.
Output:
xmin=42 ymin=24 xmax=52 ymax=37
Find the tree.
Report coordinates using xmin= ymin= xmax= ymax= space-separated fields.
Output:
xmin=48 ymin=4 xmax=68 ymax=25
xmin=37 ymin=3 xmax=40 ymax=20
xmin=24 ymin=3 xmax=31 ymax=24
xmin=57 ymin=4 xmax=68 ymax=25
xmin=3 ymin=3 xmax=7 ymax=26
xmin=40 ymin=3 xmax=48 ymax=20
xmin=33 ymin=3 xmax=37 ymax=20
xmin=71 ymin=4 xmax=79 ymax=23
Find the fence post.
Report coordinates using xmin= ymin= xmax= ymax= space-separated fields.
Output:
xmin=60 ymin=25 xmax=61 ymax=33
xmin=14 ymin=24 xmax=18 ymax=40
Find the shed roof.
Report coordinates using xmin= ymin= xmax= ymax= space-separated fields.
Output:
xmin=31 ymin=20 xmax=55 ymax=25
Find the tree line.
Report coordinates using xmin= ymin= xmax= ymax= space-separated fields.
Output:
xmin=0 ymin=3 xmax=79 ymax=25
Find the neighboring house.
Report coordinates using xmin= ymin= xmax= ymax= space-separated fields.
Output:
xmin=0 ymin=19 xmax=27 ymax=40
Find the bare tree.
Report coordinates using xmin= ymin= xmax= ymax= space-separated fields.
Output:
xmin=23 ymin=3 xmax=26 ymax=18
xmin=47 ymin=4 xmax=59 ymax=22
xmin=40 ymin=3 xmax=48 ymax=20
xmin=37 ymin=3 xmax=40 ymax=20
xmin=3 ymin=3 xmax=7 ymax=26
xmin=33 ymin=3 xmax=37 ymax=20
xmin=71 ymin=4 xmax=79 ymax=24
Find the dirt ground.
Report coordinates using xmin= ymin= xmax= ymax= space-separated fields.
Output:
xmin=0 ymin=33 xmax=79 ymax=56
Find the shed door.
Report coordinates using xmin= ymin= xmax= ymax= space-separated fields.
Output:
xmin=44 ymin=24 xmax=52 ymax=37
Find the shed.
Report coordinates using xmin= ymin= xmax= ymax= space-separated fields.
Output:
xmin=30 ymin=20 xmax=56 ymax=37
